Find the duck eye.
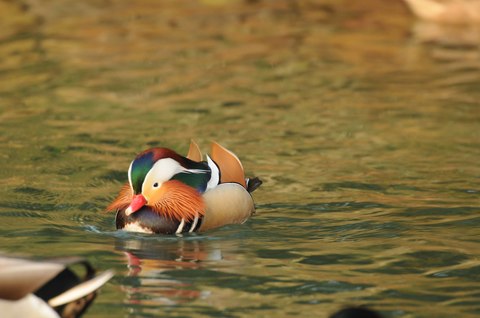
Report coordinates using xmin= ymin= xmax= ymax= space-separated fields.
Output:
xmin=153 ymin=182 xmax=159 ymax=188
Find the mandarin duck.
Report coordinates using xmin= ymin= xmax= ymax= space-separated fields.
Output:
xmin=0 ymin=256 xmax=113 ymax=318
xmin=107 ymin=141 xmax=262 ymax=234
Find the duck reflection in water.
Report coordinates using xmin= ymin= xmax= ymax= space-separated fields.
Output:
xmin=115 ymin=236 xmax=228 ymax=307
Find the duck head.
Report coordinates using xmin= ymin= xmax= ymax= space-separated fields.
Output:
xmin=108 ymin=147 xmax=211 ymax=222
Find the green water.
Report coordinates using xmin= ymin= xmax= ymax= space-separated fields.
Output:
xmin=1 ymin=1 xmax=479 ymax=317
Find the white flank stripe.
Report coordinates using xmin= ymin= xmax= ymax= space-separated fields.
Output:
xmin=176 ymin=218 xmax=185 ymax=234
xmin=206 ymin=155 xmax=220 ymax=190
xmin=189 ymin=215 xmax=199 ymax=233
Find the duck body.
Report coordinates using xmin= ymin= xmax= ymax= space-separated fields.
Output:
xmin=108 ymin=141 xmax=261 ymax=234
xmin=0 ymin=256 xmax=113 ymax=318
xmin=115 ymin=205 xmax=201 ymax=234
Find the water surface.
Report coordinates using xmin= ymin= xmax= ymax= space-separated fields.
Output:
xmin=1 ymin=1 xmax=479 ymax=317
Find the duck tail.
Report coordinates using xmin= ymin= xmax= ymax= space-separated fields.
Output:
xmin=246 ymin=177 xmax=262 ymax=193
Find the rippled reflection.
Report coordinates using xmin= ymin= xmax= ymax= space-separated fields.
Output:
xmin=115 ymin=237 xmax=220 ymax=307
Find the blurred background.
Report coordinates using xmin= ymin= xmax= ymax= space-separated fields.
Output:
xmin=0 ymin=0 xmax=479 ymax=317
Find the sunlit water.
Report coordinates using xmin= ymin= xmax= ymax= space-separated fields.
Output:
xmin=1 ymin=1 xmax=479 ymax=317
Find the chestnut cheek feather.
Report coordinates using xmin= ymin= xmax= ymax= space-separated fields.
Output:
xmin=150 ymin=180 xmax=205 ymax=222
xmin=106 ymin=183 xmax=132 ymax=213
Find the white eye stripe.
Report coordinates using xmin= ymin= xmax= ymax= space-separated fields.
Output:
xmin=184 ymin=168 xmax=209 ymax=174
xmin=141 ymin=158 xmax=210 ymax=193
xmin=142 ymin=158 xmax=183 ymax=192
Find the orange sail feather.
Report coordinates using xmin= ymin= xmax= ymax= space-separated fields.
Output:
xmin=210 ymin=142 xmax=246 ymax=188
